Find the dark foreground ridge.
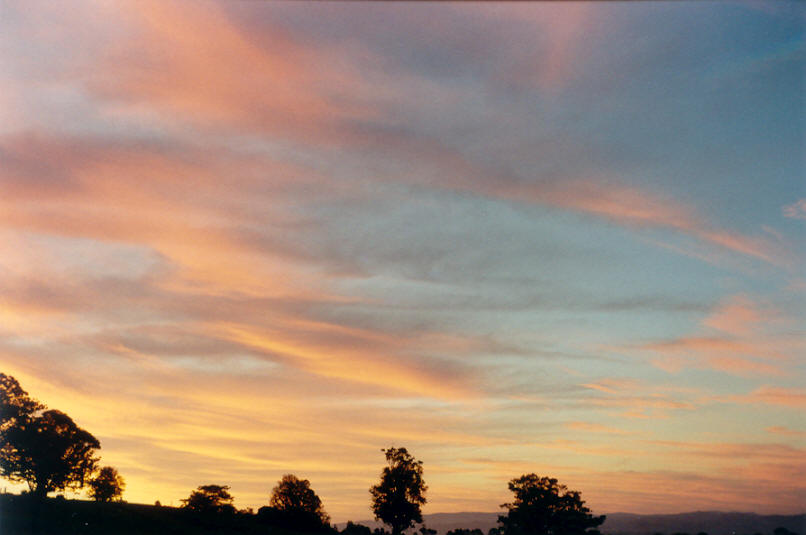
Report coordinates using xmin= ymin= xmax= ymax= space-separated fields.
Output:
xmin=336 ymin=511 xmax=806 ymax=535
xmin=3 ymin=495 xmax=802 ymax=535
xmin=0 ymin=494 xmax=314 ymax=535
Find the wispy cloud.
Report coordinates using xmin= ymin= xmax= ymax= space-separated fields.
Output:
xmin=783 ymin=199 xmax=806 ymax=220
xmin=728 ymin=386 xmax=806 ymax=409
xmin=1 ymin=0 xmax=803 ymax=519
xmin=619 ymin=295 xmax=803 ymax=377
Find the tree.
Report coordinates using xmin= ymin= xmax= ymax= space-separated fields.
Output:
xmin=88 ymin=466 xmax=125 ymax=502
xmin=498 ymin=474 xmax=604 ymax=535
xmin=0 ymin=407 xmax=100 ymax=499
xmin=260 ymin=473 xmax=330 ymax=530
xmin=181 ymin=484 xmax=236 ymax=515
xmin=369 ymin=447 xmax=427 ymax=535
xmin=0 ymin=373 xmax=44 ymax=426
xmin=342 ymin=521 xmax=373 ymax=535
xmin=270 ymin=474 xmax=330 ymax=523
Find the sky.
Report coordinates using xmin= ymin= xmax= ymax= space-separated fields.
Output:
xmin=0 ymin=0 xmax=804 ymax=521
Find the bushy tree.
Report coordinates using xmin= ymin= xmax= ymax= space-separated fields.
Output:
xmin=369 ymin=447 xmax=427 ymax=535
xmin=342 ymin=521 xmax=373 ymax=535
xmin=271 ymin=474 xmax=330 ymax=523
xmin=88 ymin=466 xmax=125 ymax=502
xmin=498 ymin=474 xmax=604 ymax=535
xmin=259 ymin=473 xmax=330 ymax=530
xmin=0 ymin=398 xmax=100 ymax=499
xmin=182 ymin=484 xmax=236 ymax=515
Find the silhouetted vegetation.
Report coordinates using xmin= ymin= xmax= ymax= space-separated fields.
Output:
xmin=370 ymin=447 xmax=427 ymax=535
xmin=181 ymin=484 xmax=236 ymax=515
xmin=341 ymin=521 xmax=373 ymax=535
xmin=2 ymin=373 xmax=803 ymax=535
xmin=88 ymin=465 xmax=126 ymax=502
xmin=498 ymin=474 xmax=605 ymax=535
xmin=258 ymin=474 xmax=331 ymax=531
xmin=0 ymin=373 xmax=101 ymax=501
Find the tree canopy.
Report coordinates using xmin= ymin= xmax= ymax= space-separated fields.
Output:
xmin=498 ymin=474 xmax=605 ymax=535
xmin=369 ymin=447 xmax=427 ymax=535
xmin=270 ymin=473 xmax=330 ymax=523
xmin=88 ymin=466 xmax=126 ymax=502
xmin=259 ymin=473 xmax=331 ymax=530
xmin=1 ymin=377 xmax=100 ymax=500
xmin=181 ymin=484 xmax=236 ymax=515
xmin=0 ymin=373 xmax=44 ymax=426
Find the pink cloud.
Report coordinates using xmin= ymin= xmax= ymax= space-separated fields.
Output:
xmin=627 ymin=295 xmax=801 ymax=377
xmin=702 ymin=295 xmax=762 ymax=336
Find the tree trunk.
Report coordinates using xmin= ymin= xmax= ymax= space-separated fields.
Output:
xmin=30 ymin=484 xmax=48 ymax=534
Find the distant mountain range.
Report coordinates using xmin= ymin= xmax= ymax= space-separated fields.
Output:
xmin=337 ymin=511 xmax=805 ymax=535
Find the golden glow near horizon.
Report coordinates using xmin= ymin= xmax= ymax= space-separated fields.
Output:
xmin=1 ymin=0 xmax=804 ymax=521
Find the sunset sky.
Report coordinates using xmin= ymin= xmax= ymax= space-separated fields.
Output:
xmin=1 ymin=0 xmax=804 ymax=521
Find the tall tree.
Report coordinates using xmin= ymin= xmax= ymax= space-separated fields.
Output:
xmin=369 ymin=447 xmax=427 ymax=535
xmin=88 ymin=466 xmax=125 ymax=502
xmin=498 ymin=474 xmax=605 ymax=535
xmin=0 ymin=374 xmax=100 ymax=499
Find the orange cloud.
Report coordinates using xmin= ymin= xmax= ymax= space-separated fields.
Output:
xmin=766 ymin=426 xmax=806 ymax=437
xmin=730 ymin=386 xmax=806 ymax=408
xmin=565 ymin=422 xmax=629 ymax=435
xmin=91 ymin=0 xmax=375 ymax=142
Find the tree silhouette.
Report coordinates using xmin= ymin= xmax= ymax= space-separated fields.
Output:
xmin=0 ymin=407 xmax=100 ymax=499
xmin=88 ymin=466 xmax=125 ymax=502
xmin=342 ymin=521 xmax=373 ymax=535
xmin=370 ymin=447 xmax=427 ymax=535
xmin=181 ymin=484 xmax=236 ymax=515
xmin=270 ymin=474 xmax=330 ymax=523
xmin=260 ymin=473 xmax=330 ymax=530
xmin=498 ymin=474 xmax=604 ymax=535
xmin=1 ymin=373 xmax=44 ymax=426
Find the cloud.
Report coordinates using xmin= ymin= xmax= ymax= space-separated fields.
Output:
xmin=620 ymin=295 xmax=803 ymax=377
xmin=565 ymin=422 xmax=630 ymax=435
xmin=578 ymin=379 xmax=698 ymax=419
xmin=783 ymin=198 xmax=806 ymax=220
xmin=766 ymin=426 xmax=806 ymax=437
xmin=1 ymin=0 xmax=803 ymax=519
xmin=729 ymin=386 xmax=806 ymax=409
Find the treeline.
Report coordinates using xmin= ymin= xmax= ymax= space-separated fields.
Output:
xmin=3 ymin=373 xmax=798 ymax=535
xmin=0 ymin=373 xmax=604 ymax=535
